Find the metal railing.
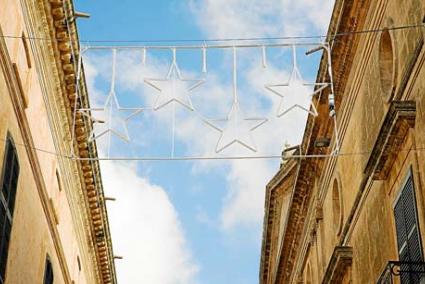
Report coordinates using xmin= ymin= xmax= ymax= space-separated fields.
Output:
xmin=377 ymin=261 xmax=425 ymax=284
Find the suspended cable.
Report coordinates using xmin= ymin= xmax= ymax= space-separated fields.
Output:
xmin=1 ymin=137 xmax=424 ymax=161
xmin=1 ymin=23 xmax=423 ymax=45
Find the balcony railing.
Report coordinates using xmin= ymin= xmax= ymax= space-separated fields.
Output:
xmin=377 ymin=261 xmax=425 ymax=284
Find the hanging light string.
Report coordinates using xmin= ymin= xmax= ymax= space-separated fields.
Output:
xmin=3 ymin=23 xmax=423 ymax=44
xmin=2 ymin=23 xmax=422 ymax=161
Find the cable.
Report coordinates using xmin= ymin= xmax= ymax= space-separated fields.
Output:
xmin=1 ymin=136 xmax=425 ymax=161
xmin=0 ymin=137 xmax=71 ymax=159
xmin=1 ymin=23 xmax=423 ymax=45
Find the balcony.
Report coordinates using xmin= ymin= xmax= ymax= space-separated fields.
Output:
xmin=377 ymin=261 xmax=425 ymax=284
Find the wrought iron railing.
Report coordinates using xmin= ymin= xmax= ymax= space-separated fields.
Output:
xmin=377 ymin=261 xmax=425 ymax=284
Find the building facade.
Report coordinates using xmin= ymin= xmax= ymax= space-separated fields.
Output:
xmin=0 ymin=0 xmax=115 ymax=283
xmin=260 ymin=0 xmax=425 ymax=283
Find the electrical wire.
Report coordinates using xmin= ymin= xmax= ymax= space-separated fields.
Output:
xmin=1 ymin=136 xmax=425 ymax=161
xmin=1 ymin=23 xmax=423 ymax=45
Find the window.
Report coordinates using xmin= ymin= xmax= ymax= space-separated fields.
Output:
xmin=394 ymin=172 xmax=424 ymax=283
xmin=43 ymin=256 xmax=54 ymax=284
xmin=0 ymin=136 xmax=19 ymax=283
xmin=378 ymin=29 xmax=396 ymax=101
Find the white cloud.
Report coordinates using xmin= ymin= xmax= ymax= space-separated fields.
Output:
xmin=101 ymin=160 xmax=199 ymax=284
xmin=84 ymin=0 xmax=334 ymax=253
xmin=189 ymin=0 xmax=334 ymax=38
xmin=184 ymin=0 xmax=333 ymax=231
xmin=86 ymin=48 xmax=315 ymax=231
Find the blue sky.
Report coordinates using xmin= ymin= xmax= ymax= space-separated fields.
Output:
xmin=74 ymin=1 xmax=334 ymax=283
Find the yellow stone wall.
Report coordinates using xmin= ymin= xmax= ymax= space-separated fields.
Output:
xmin=0 ymin=0 xmax=107 ymax=283
xmin=300 ymin=0 xmax=425 ymax=283
xmin=260 ymin=0 xmax=425 ymax=283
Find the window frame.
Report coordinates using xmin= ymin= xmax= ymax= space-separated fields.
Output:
xmin=0 ymin=135 xmax=20 ymax=284
xmin=43 ymin=255 xmax=54 ymax=284
xmin=392 ymin=168 xmax=424 ymax=277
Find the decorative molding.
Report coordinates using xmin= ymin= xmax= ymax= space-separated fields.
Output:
xmin=20 ymin=0 xmax=100 ymax=282
xmin=39 ymin=0 xmax=117 ymax=282
xmin=259 ymin=159 xmax=298 ymax=284
xmin=364 ymin=101 xmax=416 ymax=180
xmin=321 ymin=246 xmax=352 ymax=284
xmin=11 ymin=63 xmax=28 ymax=109
xmin=0 ymin=24 xmax=72 ymax=284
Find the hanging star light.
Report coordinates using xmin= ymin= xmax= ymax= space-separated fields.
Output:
xmin=205 ymin=102 xmax=267 ymax=153
xmin=80 ymin=91 xmax=144 ymax=143
xmin=265 ymin=45 xmax=329 ymax=117
xmin=144 ymin=48 xmax=205 ymax=111
xmin=79 ymin=49 xmax=144 ymax=143
xmin=205 ymin=47 xmax=267 ymax=153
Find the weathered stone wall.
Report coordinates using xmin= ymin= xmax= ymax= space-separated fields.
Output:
xmin=260 ymin=0 xmax=425 ymax=283
xmin=299 ymin=0 xmax=425 ymax=283
xmin=0 ymin=0 xmax=102 ymax=283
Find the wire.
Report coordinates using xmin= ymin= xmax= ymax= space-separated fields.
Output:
xmin=1 ymin=136 xmax=425 ymax=161
xmin=0 ymin=137 xmax=71 ymax=159
xmin=2 ymin=23 xmax=423 ymax=45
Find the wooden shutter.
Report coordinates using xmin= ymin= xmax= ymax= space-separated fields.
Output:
xmin=43 ymin=258 xmax=54 ymax=284
xmin=394 ymin=173 xmax=424 ymax=283
xmin=0 ymin=138 xmax=19 ymax=283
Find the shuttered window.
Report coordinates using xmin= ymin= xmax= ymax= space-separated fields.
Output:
xmin=0 ymin=137 xmax=19 ymax=284
xmin=43 ymin=257 xmax=54 ymax=284
xmin=394 ymin=173 xmax=424 ymax=283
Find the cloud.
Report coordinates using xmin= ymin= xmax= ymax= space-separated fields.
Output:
xmin=101 ymin=161 xmax=199 ymax=284
xmin=84 ymin=0 xmax=334 ymax=234
xmin=184 ymin=0 xmax=333 ymax=231
xmin=188 ymin=0 xmax=334 ymax=38
xmin=80 ymin=2 xmax=336 ymax=283
xmin=87 ymin=48 xmax=314 ymax=231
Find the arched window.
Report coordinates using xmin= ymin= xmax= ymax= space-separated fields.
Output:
xmin=0 ymin=135 xmax=19 ymax=283
xmin=378 ymin=29 xmax=396 ymax=101
xmin=332 ymin=178 xmax=343 ymax=236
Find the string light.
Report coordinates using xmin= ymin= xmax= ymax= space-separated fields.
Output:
xmin=79 ymin=39 xmax=336 ymax=157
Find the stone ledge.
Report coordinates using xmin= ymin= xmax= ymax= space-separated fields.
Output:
xmin=364 ymin=101 xmax=416 ymax=180
xmin=322 ymin=246 xmax=353 ymax=284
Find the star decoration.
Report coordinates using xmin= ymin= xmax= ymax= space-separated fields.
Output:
xmin=265 ymin=67 xmax=329 ymax=117
xmin=205 ymin=102 xmax=267 ymax=153
xmin=265 ymin=49 xmax=329 ymax=117
xmin=144 ymin=61 xmax=204 ymax=111
xmin=79 ymin=91 xmax=144 ymax=143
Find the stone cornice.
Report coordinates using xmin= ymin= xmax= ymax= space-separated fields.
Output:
xmin=364 ymin=101 xmax=416 ymax=180
xmin=40 ymin=0 xmax=117 ymax=283
xmin=259 ymin=159 xmax=298 ymax=284
xmin=321 ymin=246 xmax=353 ymax=284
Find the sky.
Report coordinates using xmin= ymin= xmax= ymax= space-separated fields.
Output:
xmin=73 ymin=1 xmax=334 ymax=283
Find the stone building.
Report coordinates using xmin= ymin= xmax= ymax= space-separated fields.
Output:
xmin=260 ymin=0 xmax=425 ymax=283
xmin=0 ymin=0 xmax=115 ymax=283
